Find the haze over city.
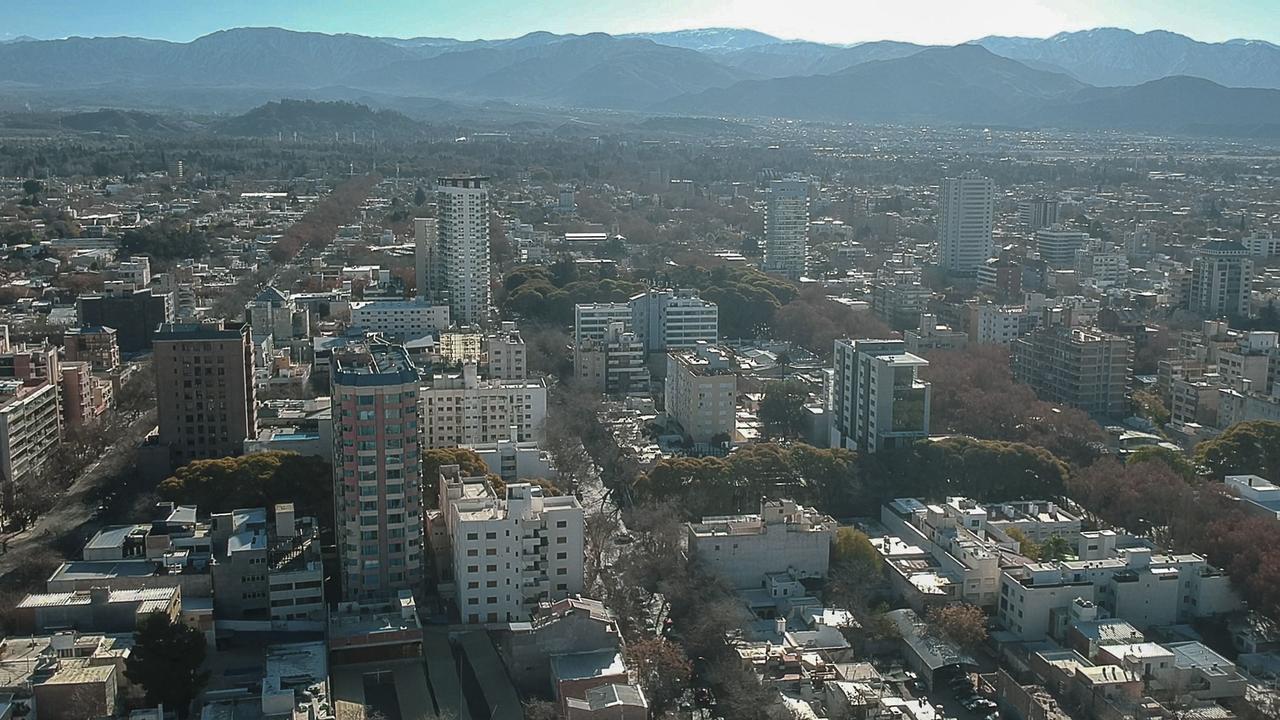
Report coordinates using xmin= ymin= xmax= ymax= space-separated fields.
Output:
xmin=0 ymin=3 xmax=1279 ymax=720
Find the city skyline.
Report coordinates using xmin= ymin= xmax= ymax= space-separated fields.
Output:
xmin=5 ymin=0 xmax=1280 ymax=46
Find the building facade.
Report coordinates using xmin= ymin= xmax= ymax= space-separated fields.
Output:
xmin=1012 ymin=325 xmax=1131 ymax=417
xmin=687 ymin=499 xmax=836 ymax=589
xmin=1188 ymin=239 xmax=1253 ymax=319
xmin=938 ymin=172 xmax=994 ymax=275
xmin=664 ymin=344 xmax=737 ymax=444
xmin=435 ymin=176 xmax=492 ymax=325
xmin=763 ymin=179 xmax=810 ymax=280
xmin=420 ymin=364 xmax=548 ymax=448
xmin=830 ymin=338 xmax=931 ymax=453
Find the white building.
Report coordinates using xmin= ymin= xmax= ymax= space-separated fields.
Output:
xmin=938 ymin=172 xmax=994 ymax=275
xmin=830 ymin=339 xmax=930 ymax=453
xmin=1241 ymin=231 xmax=1280 ymax=258
xmin=421 ymin=364 xmax=547 ymax=447
xmin=485 ymin=321 xmax=527 ymax=380
xmin=630 ymin=288 xmax=719 ymax=353
xmin=687 ymin=499 xmax=836 ymax=589
xmin=574 ymin=321 xmax=649 ymax=395
xmin=877 ymin=498 xmax=1004 ymax=610
xmin=763 ymin=179 xmax=809 ymax=280
xmin=0 ymin=380 xmax=61 ymax=487
xmin=574 ymin=303 xmax=633 ymax=347
xmin=465 ymin=431 xmax=557 ymax=484
xmin=665 ymin=344 xmax=737 ymax=444
xmin=1018 ymin=198 xmax=1059 ymax=230
xmin=435 ymin=176 xmax=491 ymax=325
xmin=971 ymin=304 xmax=1033 ymax=345
xmin=1034 ymin=225 xmax=1089 ymax=267
xmin=439 ymin=467 xmax=584 ymax=624
xmin=1189 ymin=239 xmax=1253 ymax=319
xmin=349 ymin=298 xmax=450 ymax=341
xmin=1224 ymin=474 xmax=1280 ymax=520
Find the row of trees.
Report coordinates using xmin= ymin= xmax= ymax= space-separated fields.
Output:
xmin=269 ymin=174 xmax=380 ymax=263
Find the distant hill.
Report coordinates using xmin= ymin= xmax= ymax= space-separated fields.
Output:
xmin=623 ymin=28 xmax=782 ymax=53
xmin=714 ymin=40 xmax=929 ymax=78
xmin=663 ymin=44 xmax=1084 ymax=124
xmin=978 ymin=28 xmax=1280 ymax=89
xmin=59 ymin=108 xmax=186 ymax=134
xmin=1028 ymin=75 xmax=1280 ymax=132
xmin=214 ymin=99 xmax=427 ymax=138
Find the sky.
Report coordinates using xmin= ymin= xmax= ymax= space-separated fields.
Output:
xmin=5 ymin=0 xmax=1280 ymax=45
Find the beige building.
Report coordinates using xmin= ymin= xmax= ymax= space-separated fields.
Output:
xmin=0 ymin=379 xmax=61 ymax=487
xmin=485 ymin=321 xmax=527 ymax=380
xmin=153 ymin=320 xmax=256 ymax=466
xmin=664 ymin=344 xmax=737 ymax=444
xmin=421 ymin=364 xmax=547 ymax=448
xmin=1012 ymin=324 xmax=1131 ymax=417
xmin=687 ymin=499 xmax=836 ymax=589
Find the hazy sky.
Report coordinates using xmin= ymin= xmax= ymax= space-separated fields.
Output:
xmin=6 ymin=0 xmax=1280 ymax=45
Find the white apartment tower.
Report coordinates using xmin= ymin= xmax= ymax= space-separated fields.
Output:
xmin=435 ymin=177 xmax=491 ymax=326
xmin=439 ymin=467 xmax=585 ymax=624
xmin=938 ymin=172 xmax=994 ymax=275
xmin=831 ymin=338 xmax=931 ymax=453
xmin=763 ymin=179 xmax=809 ymax=280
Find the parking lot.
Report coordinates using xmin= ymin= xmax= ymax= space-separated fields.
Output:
xmin=916 ymin=671 xmax=998 ymax=720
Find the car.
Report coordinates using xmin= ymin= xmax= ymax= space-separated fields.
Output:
xmin=613 ymin=533 xmax=635 ymax=545
xmin=985 ymin=712 xmax=1001 ymax=720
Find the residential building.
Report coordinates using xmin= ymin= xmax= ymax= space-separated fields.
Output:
xmin=573 ymin=322 xmax=649 ymax=395
xmin=420 ymin=364 xmax=547 ymax=447
xmin=830 ymin=339 xmax=931 ymax=453
xmin=438 ymin=467 xmax=585 ymax=623
xmin=466 ymin=431 xmax=557 ymax=483
xmin=209 ymin=504 xmax=324 ymax=622
xmin=77 ymin=288 xmax=174 ymax=353
xmin=331 ymin=340 xmax=424 ymax=600
xmin=486 ymin=321 xmax=527 ymax=380
xmin=1012 ymin=324 xmax=1131 ymax=417
xmin=0 ymin=341 xmax=59 ymax=385
xmin=938 ymin=172 xmax=994 ymax=274
xmin=573 ymin=303 xmax=632 ymax=346
xmin=905 ymin=314 xmax=968 ymax=353
xmin=62 ymin=326 xmax=121 ymax=373
xmin=1241 ymin=231 xmax=1280 ymax=258
xmin=977 ymin=255 xmax=1023 ymax=301
xmin=970 ymin=303 xmax=1034 ymax=345
xmin=1216 ymin=330 xmax=1276 ymax=393
xmin=629 ymin=288 xmax=718 ymax=353
xmin=0 ymin=380 xmax=60 ymax=488
xmin=870 ymin=280 xmax=932 ymax=329
xmin=12 ymin=586 xmax=181 ymax=635
xmin=349 ymin=298 xmax=450 ymax=340
xmin=434 ymin=176 xmax=491 ymax=325
xmin=245 ymin=286 xmax=310 ymax=343
xmin=1034 ymin=225 xmax=1089 ymax=267
xmin=1018 ymin=198 xmax=1060 ymax=230
xmin=876 ymin=497 xmax=1005 ymax=610
xmin=686 ymin=499 xmax=836 ymax=589
xmin=1074 ymin=241 xmax=1128 ymax=287
xmin=664 ymin=344 xmax=737 ymax=444
xmin=1188 ymin=239 xmax=1253 ymax=319
xmin=1225 ymin=475 xmax=1280 ymax=520
xmin=152 ymin=320 xmax=256 ymax=466
xmin=414 ymin=215 xmax=439 ymax=301
xmin=60 ymin=361 xmax=113 ymax=428
xmin=763 ymin=178 xmax=809 ymax=279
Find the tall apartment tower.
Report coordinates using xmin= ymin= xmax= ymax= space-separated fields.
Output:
xmin=763 ymin=179 xmax=810 ymax=280
xmin=938 ymin=172 xmax=994 ymax=275
xmin=413 ymin=216 xmax=439 ymax=302
xmin=1034 ymin=225 xmax=1089 ymax=267
xmin=830 ymin=338 xmax=931 ymax=453
xmin=152 ymin=320 xmax=255 ymax=466
xmin=1189 ymin=239 xmax=1253 ymax=320
xmin=1018 ymin=198 xmax=1060 ymax=230
xmin=435 ymin=177 xmax=491 ymax=326
xmin=331 ymin=340 xmax=424 ymax=600
xmin=1012 ymin=324 xmax=1132 ymax=417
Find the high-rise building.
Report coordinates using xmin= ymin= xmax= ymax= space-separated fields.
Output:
xmin=0 ymin=380 xmax=60 ymax=487
xmin=331 ymin=340 xmax=424 ymax=600
xmin=434 ymin=177 xmax=491 ymax=326
xmin=573 ymin=303 xmax=633 ymax=347
xmin=63 ymin=326 xmax=121 ymax=374
xmin=1188 ymin=239 xmax=1253 ymax=320
xmin=763 ymin=179 xmax=809 ymax=279
xmin=1017 ymin=198 xmax=1060 ymax=230
xmin=485 ymin=321 xmax=527 ymax=381
xmin=420 ymin=364 xmax=547 ymax=448
xmin=153 ymin=320 xmax=256 ymax=466
xmin=438 ymin=466 xmax=584 ymax=623
xmin=1012 ymin=324 xmax=1131 ymax=417
xmin=938 ymin=172 xmax=994 ymax=275
xmin=1034 ymin=225 xmax=1089 ymax=267
xmin=629 ymin=289 xmax=719 ymax=353
xmin=830 ymin=339 xmax=931 ymax=453
xmin=574 ymin=322 xmax=649 ymax=395
xmin=665 ymin=344 xmax=737 ymax=445
xmin=413 ymin=216 xmax=438 ymax=301
xmin=77 ymin=288 xmax=174 ymax=353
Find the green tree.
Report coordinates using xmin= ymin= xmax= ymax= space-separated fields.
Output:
xmin=22 ymin=179 xmax=42 ymax=199
xmin=158 ymin=452 xmax=332 ymax=526
xmin=1195 ymin=421 xmax=1280 ymax=481
xmin=926 ymin=603 xmax=988 ymax=652
xmin=125 ymin=612 xmax=209 ymax=719
xmin=413 ymin=187 xmax=426 ymax=205
xmin=759 ymin=380 xmax=809 ymax=439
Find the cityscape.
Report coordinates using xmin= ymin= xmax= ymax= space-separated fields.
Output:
xmin=2 ymin=3 xmax=1280 ymax=720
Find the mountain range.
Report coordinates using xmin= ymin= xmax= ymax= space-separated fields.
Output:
xmin=2 ymin=26 xmax=1280 ymax=135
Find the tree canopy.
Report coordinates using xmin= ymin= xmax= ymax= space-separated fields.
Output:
xmin=158 ymin=452 xmax=332 ymax=526
xmin=125 ymin=612 xmax=209 ymax=719
xmin=1195 ymin=420 xmax=1280 ymax=481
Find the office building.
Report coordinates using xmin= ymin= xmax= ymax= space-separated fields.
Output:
xmin=245 ymin=287 xmax=311 ymax=343
xmin=485 ymin=321 xmax=527 ymax=380
xmin=77 ymin=288 xmax=174 ymax=353
xmin=664 ymin=344 xmax=737 ymax=444
xmin=0 ymin=380 xmax=60 ymax=487
xmin=573 ymin=303 xmax=632 ymax=347
xmin=905 ymin=314 xmax=968 ymax=353
xmin=686 ymin=499 xmax=836 ymax=589
xmin=62 ymin=326 xmax=121 ymax=373
xmin=1018 ymin=198 xmax=1060 ymax=230
xmin=153 ymin=320 xmax=256 ymax=466
xmin=434 ymin=176 xmax=491 ymax=325
xmin=349 ymin=298 xmax=450 ymax=340
xmin=763 ymin=179 xmax=809 ymax=279
xmin=938 ymin=172 xmax=994 ymax=274
xmin=1034 ymin=225 xmax=1089 ymax=267
xmin=1188 ymin=239 xmax=1253 ymax=319
xmin=1012 ymin=325 xmax=1131 ymax=417
xmin=414 ymin=216 xmax=439 ymax=301
xmin=629 ymin=288 xmax=718 ymax=353
xmin=573 ymin=322 xmax=649 ymax=395
xmin=830 ymin=339 xmax=931 ymax=453
xmin=420 ymin=364 xmax=547 ymax=447
xmin=438 ymin=466 xmax=585 ymax=623
xmin=331 ymin=340 xmax=424 ymax=600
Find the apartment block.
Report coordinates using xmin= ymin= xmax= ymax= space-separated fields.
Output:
xmin=63 ymin=326 xmax=121 ymax=373
xmin=1188 ymin=239 xmax=1253 ymax=319
xmin=687 ymin=498 xmax=836 ymax=589
xmin=1012 ymin=324 xmax=1131 ymax=417
xmin=349 ymin=298 xmax=450 ymax=341
xmin=466 ymin=431 xmax=557 ymax=483
xmin=573 ymin=303 xmax=633 ymax=346
xmin=905 ymin=313 xmax=968 ymax=353
xmin=153 ymin=320 xmax=256 ymax=465
xmin=875 ymin=497 xmax=1005 ymax=610
xmin=573 ymin=321 xmax=649 ymax=395
xmin=245 ymin=286 xmax=311 ymax=343
xmin=830 ymin=338 xmax=930 ymax=453
xmin=434 ymin=176 xmax=492 ymax=326
xmin=763 ymin=178 xmax=810 ymax=280
xmin=60 ymin=361 xmax=113 ymax=428
xmin=969 ymin=303 xmax=1034 ymax=345
xmin=331 ymin=340 xmax=424 ymax=600
xmin=0 ymin=379 xmax=61 ymax=487
xmin=938 ymin=171 xmax=994 ymax=275
xmin=870 ymin=280 xmax=932 ymax=330
xmin=664 ymin=344 xmax=737 ymax=444
xmin=629 ymin=288 xmax=719 ymax=353
xmin=420 ymin=364 xmax=547 ymax=447
xmin=1034 ymin=225 xmax=1089 ymax=267
xmin=209 ymin=504 xmax=324 ymax=622
xmin=485 ymin=321 xmax=527 ymax=380
xmin=438 ymin=466 xmax=585 ymax=623
xmin=77 ymin=288 xmax=174 ymax=353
